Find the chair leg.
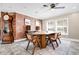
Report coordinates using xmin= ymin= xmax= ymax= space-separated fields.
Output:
xmin=46 ymin=39 xmax=49 ymax=45
xmin=26 ymin=41 xmax=30 ymax=50
xmin=55 ymin=40 xmax=59 ymax=47
xmin=58 ymin=38 xmax=61 ymax=43
xmin=50 ymin=40 xmax=51 ymax=44
xmin=32 ymin=45 xmax=36 ymax=55
xmin=38 ymin=41 xmax=41 ymax=49
xmin=50 ymin=40 xmax=55 ymax=50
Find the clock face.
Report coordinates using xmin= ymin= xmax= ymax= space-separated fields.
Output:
xmin=3 ymin=15 xmax=9 ymax=20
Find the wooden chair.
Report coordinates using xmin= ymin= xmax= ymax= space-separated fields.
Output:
xmin=25 ymin=33 xmax=41 ymax=55
xmin=57 ymin=33 xmax=61 ymax=43
xmin=48 ymin=33 xmax=59 ymax=50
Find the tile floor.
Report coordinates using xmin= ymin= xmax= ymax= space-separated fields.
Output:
xmin=0 ymin=38 xmax=79 ymax=55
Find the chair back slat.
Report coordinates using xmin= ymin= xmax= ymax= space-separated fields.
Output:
xmin=26 ymin=34 xmax=32 ymax=41
xmin=49 ymin=33 xmax=58 ymax=40
xmin=54 ymin=33 xmax=58 ymax=39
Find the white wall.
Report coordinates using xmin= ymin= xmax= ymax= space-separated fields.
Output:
xmin=36 ymin=20 xmax=42 ymax=31
xmin=42 ymin=20 xmax=47 ymax=31
xmin=31 ymin=19 xmax=36 ymax=31
xmin=68 ymin=13 xmax=79 ymax=39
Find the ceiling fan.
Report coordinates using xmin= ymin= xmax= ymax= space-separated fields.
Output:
xmin=43 ymin=3 xmax=65 ymax=9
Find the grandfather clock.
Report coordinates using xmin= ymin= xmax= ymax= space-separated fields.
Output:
xmin=1 ymin=12 xmax=14 ymax=44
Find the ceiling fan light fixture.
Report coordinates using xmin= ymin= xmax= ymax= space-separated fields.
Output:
xmin=51 ymin=9 xmax=54 ymax=11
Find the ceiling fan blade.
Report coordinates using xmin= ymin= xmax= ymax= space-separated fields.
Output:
xmin=54 ymin=7 xmax=65 ymax=9
xmin=43 ymin=4 xmax=48 ymax=7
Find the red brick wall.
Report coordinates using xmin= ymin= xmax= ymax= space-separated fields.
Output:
xmin=15 ymin=13 xmax=38 ymax=40
xmin=15 ymin=13 xmax=25 ymax=39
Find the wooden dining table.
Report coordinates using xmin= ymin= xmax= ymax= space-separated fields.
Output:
xmin=32 ymin=31 xmax=52 ymax=48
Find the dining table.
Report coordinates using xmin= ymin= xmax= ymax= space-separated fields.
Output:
xmin=32 ymin=31 xmax=56 ymax=48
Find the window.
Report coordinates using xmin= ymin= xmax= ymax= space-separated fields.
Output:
xmin=36 ymin=20 xmax=40 ymax=26
xmin=25 ymin=19 xmax=31 ymax=31
xmin=36 ymin=20 xmax=41 ymax=31
xmin=47 ymin=20 xmax=56 ymax=32
xmin=47 ymin=17 xmax=68 ymax=35
xmin=25 ymin=19 xmax=31 ymax=25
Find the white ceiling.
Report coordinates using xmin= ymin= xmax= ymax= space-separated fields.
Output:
xmin=0 ymin=3 xmax=79 ymax=20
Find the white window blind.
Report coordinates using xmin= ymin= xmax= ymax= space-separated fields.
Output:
xmin=47 ymin=17 xmax=68 ymax=35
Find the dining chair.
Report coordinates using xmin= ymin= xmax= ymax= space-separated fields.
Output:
xmin=57 ymin=33 xmax=61 ymax=43
xmin=25 ymin=33 xmax=41 ymax=55
xmin=48 ymin=33 xmax=59 ymax=50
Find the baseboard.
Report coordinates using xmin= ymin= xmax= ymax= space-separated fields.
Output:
xmin=62 ymin=38 xmax=79 ymax=42
xmin=14 ymin=38 xmax=26 ymax=42
xmin=70 ymin=38 xmax=79 ymax=42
